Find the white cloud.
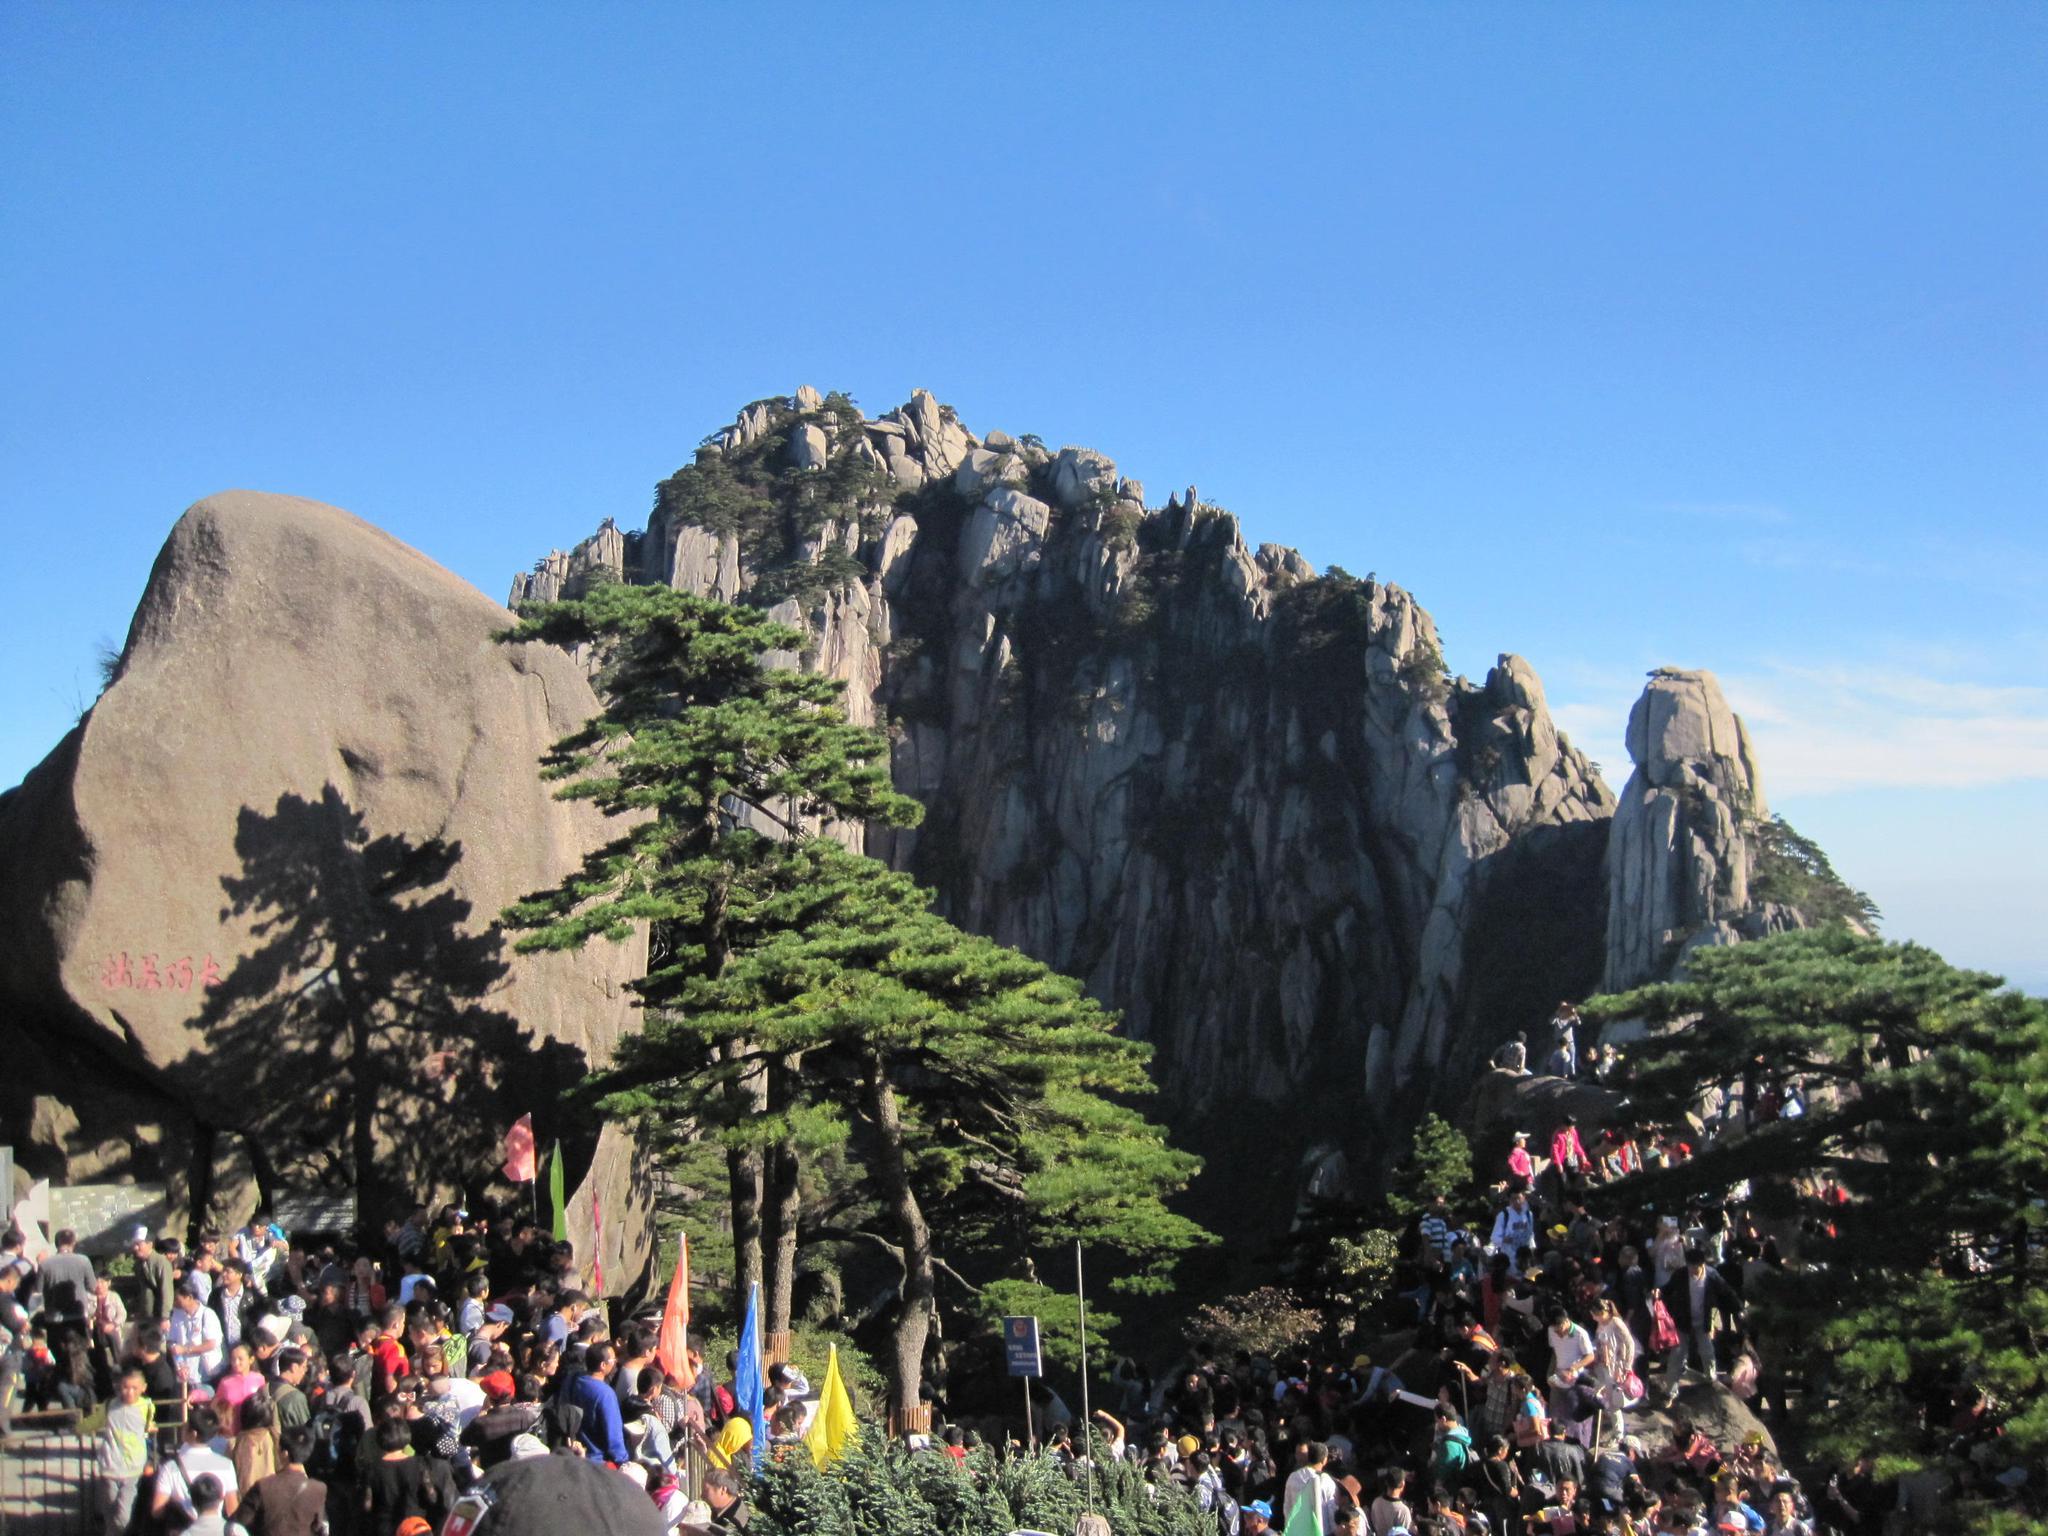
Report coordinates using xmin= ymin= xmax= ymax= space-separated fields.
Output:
xmin=1551 ymin=660 xmax=2048 ymax=797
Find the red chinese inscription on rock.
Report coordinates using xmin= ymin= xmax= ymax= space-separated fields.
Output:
xmin=97 ymin=952 xmax=225 ymax=992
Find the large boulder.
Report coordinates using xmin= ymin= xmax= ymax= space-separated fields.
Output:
xmin=1462 ymin=1068 xmax=1628 ymax=1181
xmin=1603 ymin=669 xmax=1772 ymax=991
xmin=0 ymin=491 xmax=650 ymax=1292
xmin=1629 ymin=1378 xmax=1777 ymax=1460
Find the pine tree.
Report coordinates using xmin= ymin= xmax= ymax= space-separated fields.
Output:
xmin=600 ymin=842 xmax=1210 ymax=1423
xmin=1389 ymin=1111 xmax=1474 ymax=1216
xmin=1582 ymin=929 xmax=2047 ymax=1523
xmin=503 ymin=581 xmax=1208 ymax=1418
xmin=499 ymin=582 xmax=922 ymax=1330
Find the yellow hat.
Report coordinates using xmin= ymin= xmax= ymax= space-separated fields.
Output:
xmin=1177 ymin=1434 xmax=1200 ymax=1455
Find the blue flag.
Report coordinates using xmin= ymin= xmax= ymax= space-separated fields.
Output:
xmin=733 ymin=1282 xmax=767 ymax=1471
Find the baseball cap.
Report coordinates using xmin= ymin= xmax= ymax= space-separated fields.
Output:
xmin=485 ymin=1303 xmax=516 ymax=1324
xmin=443 ymin=1453 xmax=666 ymax=1536
xmin=1247 ymin=1502 xmax=1274 ymax=1519
xmin=130 ymin=1226 xmax=149 ymax=1245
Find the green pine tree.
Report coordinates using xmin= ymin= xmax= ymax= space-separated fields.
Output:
xmin=1389 ymin=1111 xmax=1474 ymax=1215
xmin=1582 ymin=928 xmax=2047 ymax=1525
xmin=499 ymin=582 xmax=922 ymax=1330
xmin=600 ymin=842 xmax=1210 ymax=1423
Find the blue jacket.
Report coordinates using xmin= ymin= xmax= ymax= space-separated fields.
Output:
xmin=566 ymin=1370 xmax=628 ymax=1464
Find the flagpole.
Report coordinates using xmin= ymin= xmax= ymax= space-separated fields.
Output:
xmin=1076 ymin=1239 xmax=1094 ymax=1514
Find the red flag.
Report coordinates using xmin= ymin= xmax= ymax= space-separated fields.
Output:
xmin=655 ymin=1234 xmax=693 ymax=1387
xmin=591 ymin=1188 xmax=604 ymax=1297
xmin=501 ymin=1114 xmax=536 ymax=1184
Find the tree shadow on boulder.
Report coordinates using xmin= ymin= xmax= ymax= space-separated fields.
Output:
xmin=194 ymin=785 xmax=589 ymax=1224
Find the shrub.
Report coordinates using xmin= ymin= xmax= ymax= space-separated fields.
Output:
xmin=1181 ymin=1286 xmax=1320 ymax=1358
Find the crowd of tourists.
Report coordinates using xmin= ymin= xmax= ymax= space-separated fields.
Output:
xmin=0 ymin=1001 xmax=1997 ymax=1534
xmin=1030 ymin=1006 xmax=1929 ymax=1536
xmin=0 ymin=1205 xmax=757 ymax=1535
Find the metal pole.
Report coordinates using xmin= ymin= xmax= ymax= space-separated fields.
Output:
xmin=1076 ymin=1240 xmax=1094 ymax=1512
xmin=1023 ymin=1375 xmax=1036 ymax=1451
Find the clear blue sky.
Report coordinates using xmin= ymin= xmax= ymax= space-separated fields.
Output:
xmin=3 ymin=4 xmax=2042 ymax=990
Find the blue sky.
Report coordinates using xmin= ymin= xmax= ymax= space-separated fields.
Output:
xmin=3 ymin=4 xmax=2042 ymax=990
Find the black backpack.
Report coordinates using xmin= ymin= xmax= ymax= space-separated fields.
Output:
xmin=542 ymin=1392 xmax=585 ymax=1454
xmin=305 ymin=1404 xmax=364 ymax=1479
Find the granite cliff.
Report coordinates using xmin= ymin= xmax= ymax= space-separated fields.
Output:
xmin=0 ymin=391 xmax=1832 ymax=1251
xmin=516 ymin=389 xmax=1632 ymax=1202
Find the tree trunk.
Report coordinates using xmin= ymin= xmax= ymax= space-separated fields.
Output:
xmin=862 ymin=1055 xmax=935 ymax=1428
xmin=725 ymin=1046 xmax=766 ymax=1315
xmin=703 ymin=860 xmax=766 ymax=1315
xmin=763 ymin=1136 xmax=800 ymax=1362
xmin=762 ymin=1050 xmax=803 ymax=1359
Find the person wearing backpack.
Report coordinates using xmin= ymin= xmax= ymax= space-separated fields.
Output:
xmin=98 ymin=1365 xmax=156 ymax=1533
xmin=307 ymin=1357 xmax=370 ymax=1533
xmin=238 ymin=1425 xmax=328 ymax=1536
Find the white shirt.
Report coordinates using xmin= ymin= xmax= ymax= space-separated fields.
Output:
xmin=434 ymin=1374 xmax=488 ymax=1428
xmin=158 ymin=1443 xmax=239 ymax=1519
xmin=1283 ymin=1467 xmax=1338 ymax=1534
xmin=168 ymin=1304 xmax=223 ymax=1385
xmin=1548 ymin=1322 xmax=1595 ymax=1382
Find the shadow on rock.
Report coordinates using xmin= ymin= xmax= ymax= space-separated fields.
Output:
xmin=194 ymin=785 xmax=589 ymax=1223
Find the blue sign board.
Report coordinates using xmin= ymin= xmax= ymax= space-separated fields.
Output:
xmin=1003 ymin=1314 xmax=1042 ymax=1377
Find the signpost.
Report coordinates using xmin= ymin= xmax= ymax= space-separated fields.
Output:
xmin=1003 ymin=1314 xmax=1042 ymax=1448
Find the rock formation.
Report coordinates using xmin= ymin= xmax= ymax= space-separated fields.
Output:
xmin=517 ymin=389 xmax=1622 ymax=1215
xmin=0 ymin=492 xmax=649 ymax=1288
xmin=1602 ymin=667 xmax=1805 ymax=992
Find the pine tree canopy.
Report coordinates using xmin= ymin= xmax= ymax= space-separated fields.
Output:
xmin=599 ymin=843 xmax=1210 ymax=1292
xmin=1583 ymin=927 xmax=2048 ymax=1497
xmin=498 ymin=579 xmax=1208 ymax=1409
xmin=498 ymin=581 xmax=923 ymax=992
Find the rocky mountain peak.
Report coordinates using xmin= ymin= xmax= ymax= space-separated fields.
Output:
xmin=1604 ymin=666 xmax=1802 ymax=991
xmin=511 ymin=387 xmax=1625 ymax=1206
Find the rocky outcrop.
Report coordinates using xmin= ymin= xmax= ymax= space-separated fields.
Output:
xmin=1602 ymin=668 xmax=1804 ymax=991
xmin=0 ymin=492 xmax=650 ymax=1291
xmin=518 ymin=389 xmax=1621 ymax=1217
xmin=1463 ymin=1068 xmax=1627 ymax=1178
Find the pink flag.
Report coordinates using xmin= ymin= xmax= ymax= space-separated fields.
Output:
xmin=655 ymin=1234 xmax=693 ymax=1387
xmin=501 ymin=1113 xmax=536 ymax=1184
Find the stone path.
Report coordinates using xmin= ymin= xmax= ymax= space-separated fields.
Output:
xmin=0 ymin=1414 xmax=94 ymax=1535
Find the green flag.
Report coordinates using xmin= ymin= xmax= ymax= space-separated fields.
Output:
xmin=1282 ymin=1486 xmax=1324 ymax=1536
xmin=548 ymin=1141 xmax=568 ymax=1242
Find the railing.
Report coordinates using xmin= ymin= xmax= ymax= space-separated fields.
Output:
xmin=681 ymin=1436 xmax=708 ymax=1501
xmin=0 ymin=1407 xmax=95 ymax=1535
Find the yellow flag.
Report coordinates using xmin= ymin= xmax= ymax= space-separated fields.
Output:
xmin=806 ymin=1343 xmax=858 ymax=1469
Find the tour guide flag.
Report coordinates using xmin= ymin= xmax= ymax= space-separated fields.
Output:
xmin=733 ymin=1282 xmax=767 ymax=1470
xmin=1283 ymin=1487 xmax=1323 ymax=1536
xmin=807 ymin=1343 xmax=857 ymax=1469
xmin=548 ymin=1142 xmax=568 ymax=1242
xmin=655 ymin=1234 xmax=692 ymax=1387
xmin=501 ymin=1114 xmax=536 ymax=1184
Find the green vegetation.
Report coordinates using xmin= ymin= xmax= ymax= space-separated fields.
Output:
xmin=1583 ymin=928 xmax=2048 ymax=1519
xmin=1388 ymin=1111 xmax=1474 ymax=1216
xmin=753 ymin=1426 xmax=1216 ymax=1536
xmin=655 ymin=390 xmax=897 ymax=611
xmin=1181 ymin=1285 xmax=1322 ymax=1359
xmin=1749 ymin=812 xmax=1882 ymax=929
xmin=501 ymin=582 xmax=1207 ymax=1422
